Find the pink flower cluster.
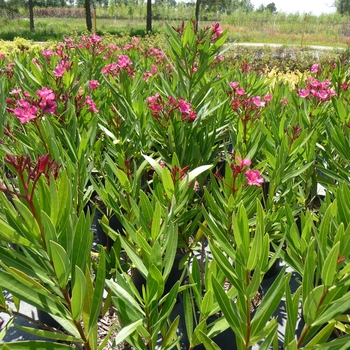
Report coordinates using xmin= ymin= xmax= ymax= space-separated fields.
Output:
xmin=229 ymin=81 xmax=271 ymax=119
xmin=148 ymin=47 xmax=165 ymax=65
xmin=101 ymin=54 xmax=134 ymax=78
xmin=297 ymin=77 xmax=336 ymax=102
xmin=146 ymin=94 xmax=197 ymax=123
xmin=54 ymin=60 xmax=70 ymax=78
xmin=85 ymin=96 xmax=99 ymax=113
xmin=124 ymin=37 xmax=140 ymax=50
xmin=211 ymin=22 xmax=223 ymax=41
xmin=7 ymin=87 xmax=57 ymax=124
xmin=233 ymin=157 xmax=264 ymax=187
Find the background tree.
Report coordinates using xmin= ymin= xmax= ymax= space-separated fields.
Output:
xmin=335 ymin=0 xmax=350 ymax=14
xmin=266 ymin=2 xmax=276 ymax=13
xmin=146 ymin=0 xmax=152 ymax=32
xmin=29 ymin=0 xmax=34 ymax=30
xmin=238 ymin=0 xmax=253 ymax=12
xmin=85 ymin=0 xmax=92 ymax=31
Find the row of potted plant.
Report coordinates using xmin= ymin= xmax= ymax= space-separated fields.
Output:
xmin=1 ymin=19 xmax=350 ymax=350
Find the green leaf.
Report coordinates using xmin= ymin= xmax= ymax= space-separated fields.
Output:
xmin=12 ymin=200 xmax=41 ymax=242
xmin=14 ymin=325 xmax=82 ymax=343
xmin=0 ymin=218 xmax=37 ymax=247
xmin=232 ymin=203 xmax=250 ymax=264
xmin=198 ymin=331 xmax=221 ymax=350
xmin=212 ymin=277 xmax=245 ymax=342
xmin=201 ymin=289 xmax=214 ymax=319
xmin=303 ymin=285 xmax=324 ymax=325
xmin=161 ymin=166 xmax=175 ymax=198
xmin=88 ymin=247 xmax=106 ymax=336
xmin=321 ymin=242 xmax=340 ymax=288
xmin=112 ymin=319 xmax=143 ymax=347
xmin=71 ymin=266 xmax=86 ymax=321
xmin=143 ymin=154 xmax=163 ymax=178
xmin=179 ymin=165 xmax=212 ymax=192
xmin=105 ymin=279 xmax=145 ymax=317
xmin=306 ymin=321 xmax=336 ymax=347
xmin=0 ymin=270 xmax=69 ymax=319
xmin=284 ymin=285 xmax=302 ymax=346
xmin=71 ymin=212 xmax=93 ymax=278
xmin=151 ymin=201 xmax=162 ymax=242
xmin=49 ymin=241 xmax=70 ymax=288
xmin=251 ymin=268 xmax=287 ymax=337
xmin=312 ymin=297 xmax=350 ymax=326
xmin=281 ymin=162 xmax=313 ymax=183
xmin=305 ymin=334 xmax=350 ymax=349
xmin=162 ymin=316 xmax=180 ymax=348
xmin=97 ymin=323 xmax=116 ymax=350
xmin=0 ymin=317 xmax=14 ymax=341
xmin=183 ymin=289 xmax=194 ymax=340
xmin=252 ymin=319 xmax=278 ymax=350
xmin=0 ymin=341 xmax=76 ymax=349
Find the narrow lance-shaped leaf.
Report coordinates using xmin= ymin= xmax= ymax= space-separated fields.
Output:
xmin=49 ymin=241 xmax=70 ymax=288
xmin=212 ymin=277 xmax=245 ymax=343
xmin=88 ymin=247 xmax=106 ymax=336
xmin=71 ymin=266 xmax=87 ymax=321
xmin=161 ymin=166 xmax=174 ymax=199
xmin=321 ymin=241 xmax=340 ymax=288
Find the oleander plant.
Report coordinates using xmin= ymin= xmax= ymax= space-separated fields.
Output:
xmin=1 ymin=19 xmax=350 ymax=350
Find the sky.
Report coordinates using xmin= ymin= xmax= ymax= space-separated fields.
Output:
xmin=250 ymin=0 xmax=336 ymax=16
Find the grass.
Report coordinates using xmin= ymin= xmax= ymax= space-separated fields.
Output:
xmin=0 ymin=11 xmax=350 ymax=49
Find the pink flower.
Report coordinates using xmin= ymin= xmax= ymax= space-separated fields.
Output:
xmin=101 ymin=62 xmax=117 ymax=74
xmin=245 ymin=170 xmax=264 ymax=187
xmin=264 ymin=94 xmax=272 ymax=102
xmin=10 ymin=88 xmax=21 ymax=95
xmin=53 ymin=61 xmax=68 ymax=77
xmin=229 ymin=82 xmax=239 ymax=89
xmin=85 ymin=96 xmax=99 ymax=113
xmin=14 ymin=100 xmax=38 ymax=123
xmin=211 ymin=22 xmax=223 ymax=41
xmin=252 ymin=96 xmax=266 ymax=107
xmin=36 ymin=86 xmax=55 ymax=100
xmin=90 ymin=34 xmax=102 ymax=43
xmin=117 ymin=55 xmax=132 ymax=69
xmin=89 ymin=80 xmax=100 ymax=90
xmin=36 ymin=87 xmax=56 ymax=114
xmin=311 ymin=63 xmax=319 ymax=74
xmin=42 ymin=49 xmax=54 ymax=61
xmin=178 ymin=99 xmax=192 ymax=115
xmin=236 ymin=88 xmax=245 ymax=96
xmin=297 ymin=89 xmax=309 ymax=98
xmin=236 ymin=157 xmax=251 ymax=167
xmin=341 ymin=82 xmax=349 ymax=91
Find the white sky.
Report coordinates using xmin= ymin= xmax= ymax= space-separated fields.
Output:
xmin=250 ymin=0 xmax=336 ymax=16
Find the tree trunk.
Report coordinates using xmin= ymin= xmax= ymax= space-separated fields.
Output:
xmin=28 ymin=0 xmax=34 ymax=31
xmin=85 ymin=0 xmax=93 ymax=32
xmin=195 ymin=0 xmax=200 ymax=32
xmin=146 ymin=0 xmax=152 ymax=33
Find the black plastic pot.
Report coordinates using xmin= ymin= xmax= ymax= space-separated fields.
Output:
xmin=93 ymin=209 xmax=123 ymax=251
xmin=193 ymin=317 xmax=236 ymax=350
xmin=132 ymin=254 xmax=187 ymax=297
xmin=264 ymin=257 xmax=282 ymax=280
xmin=37 ymin=309 xmax=61 ymax=330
